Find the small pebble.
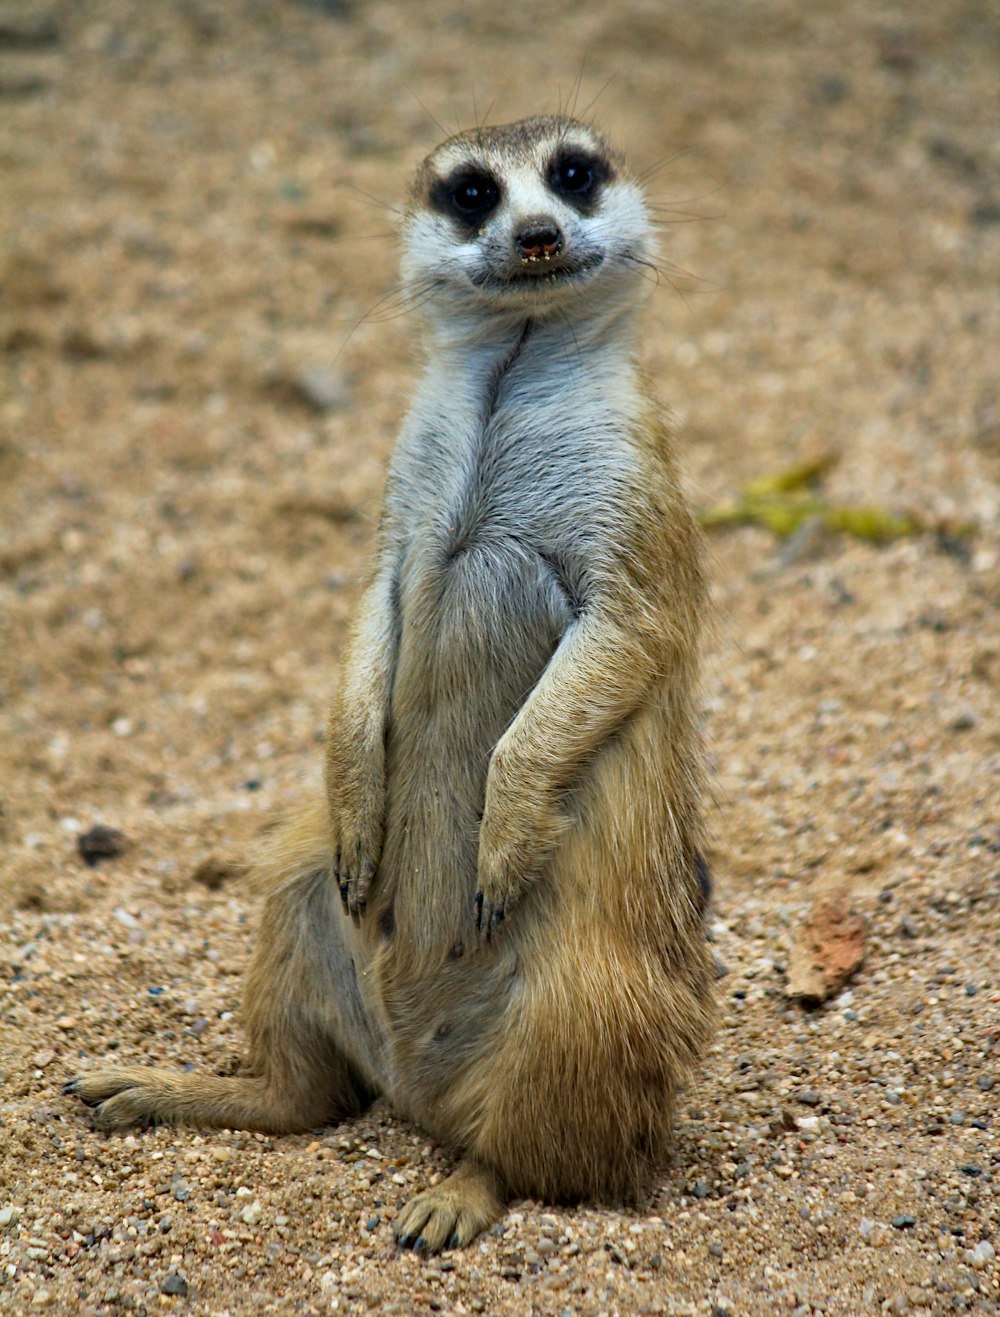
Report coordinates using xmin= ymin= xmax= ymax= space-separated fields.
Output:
xmin=161 ymin=1274 xmax=189 ymax=1297
xmin=892 ymin=1215 xmax=916 ymax=1229
xmin=289 ymin=365 xmax=351 ymax=414
xmin=78 ymin=824 xmax=127 ymax=866
xmin=967 ymin=1241 xmax=996 ymax=1268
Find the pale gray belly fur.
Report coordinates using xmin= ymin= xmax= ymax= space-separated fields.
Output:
xmin=350 ymin=512 xmax=574 ymax=1122
xmin=380 ymin=527 xmax=573 ymax=952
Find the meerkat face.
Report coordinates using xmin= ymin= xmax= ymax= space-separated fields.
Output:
xmin=401 ymin=116 xmax=652 ymax=322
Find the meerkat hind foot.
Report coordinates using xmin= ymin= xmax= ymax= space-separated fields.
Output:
xmin=394 ymin=1160 xmax=503 ymax=1254
xmin=66 ymin=1064 xmax=340 ymax=1134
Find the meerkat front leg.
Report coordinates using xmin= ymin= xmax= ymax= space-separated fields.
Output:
xmin=476 ymin=603 xmax=655 ymax=942
xmin=326 ymin=561 xmax=400 ymax=919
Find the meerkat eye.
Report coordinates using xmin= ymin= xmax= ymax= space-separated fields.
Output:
xmin=549 ymin=153 xmax=600 ymax=200
xmin=446 ymin=172 xmax=500 ymax=221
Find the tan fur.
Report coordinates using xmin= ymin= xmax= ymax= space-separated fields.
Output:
xmin=69 ymin=116 xmax=716 ymax=1253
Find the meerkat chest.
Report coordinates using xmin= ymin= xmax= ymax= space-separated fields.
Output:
xmin=397 ymin=338 xmax=639 ymax=581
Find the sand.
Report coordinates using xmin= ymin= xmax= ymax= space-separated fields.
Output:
xmin=1 ymin=1 xmax=997 ymax=1312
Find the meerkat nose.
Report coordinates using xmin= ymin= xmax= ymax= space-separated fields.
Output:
xmin=515 ymin=220 xmax=563 ymax=262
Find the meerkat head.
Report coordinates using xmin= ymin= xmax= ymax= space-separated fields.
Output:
xmin=401 ymin=115 xmax=653 ymax=328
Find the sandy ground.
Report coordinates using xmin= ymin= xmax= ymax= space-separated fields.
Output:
xmin=1 ymin=0 xmax=999 ymax=1313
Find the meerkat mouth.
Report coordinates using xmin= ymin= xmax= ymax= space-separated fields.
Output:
xmin=470 ymin=250 xmax=606 ymax=295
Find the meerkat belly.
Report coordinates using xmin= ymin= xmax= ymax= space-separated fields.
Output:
xmin=360 ymin=532 xmax=572 ymax=1121
xmin=378 ymin=533 xmax=572 ymax=942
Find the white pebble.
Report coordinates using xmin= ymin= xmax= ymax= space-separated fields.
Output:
xmin=967 ymin=1241 xmax=995 ymax=1268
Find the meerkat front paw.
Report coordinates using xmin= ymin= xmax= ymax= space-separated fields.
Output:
xmin=332 ymin=808 xmax=383 ymax=921
xmin=474 ymin=844 xmax=524 ymax=945
xmin=475 ymin=794 xmax=568 ymax=944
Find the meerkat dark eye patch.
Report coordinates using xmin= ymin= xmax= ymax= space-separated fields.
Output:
xmin=431 ymin=169 xmax=501 ymax=228
xmin=548 ymin=151 xmax=608 ymax=209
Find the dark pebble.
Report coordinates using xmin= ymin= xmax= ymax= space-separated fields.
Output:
xmin=190 ymin=855 xmax=245 ymax=890
xmin=959 ymin=1165 xmax=982 ymax=1177
xmin=891 ymin=1215 xmax=916 ymax=1229
xmin=949 ymin=1112 xmax=966 ymax=1126
xmin=161 ymin=1274 xmax=188 ymax=1297
xmin=970 ymin=201 xmax=1000 ymax=228
xmin=365 ymin=1216 xmax=380 ymax=1231
xmin=965 ymin=983 xmax=978 ymax=996
xmin=812 ymin=75 xmax=850 ymax=106
xmin=978 ymin=1076 xmax=994 ymax=1092
xmin=0 ymin=12 xmax=60 ymax=48
xmin=692 ymin=1180 xmax=712 ymax=1199
xmin=77 ymin=824 xmax=127 ymax=866
xmin=797 ymin=1091 xmax=821 ymax=1107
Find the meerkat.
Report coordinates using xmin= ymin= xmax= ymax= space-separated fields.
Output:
xmin=67 ymin=114 xmax=716 ymax=1253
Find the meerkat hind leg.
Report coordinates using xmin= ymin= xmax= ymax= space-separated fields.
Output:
xmin=65 ymin=1037 xmax=370 ymax=1134
xmin=394 ymin=1160 xmax=503 ymax=1254
xmin=68 ymin=855 xmax=380 ymax=1134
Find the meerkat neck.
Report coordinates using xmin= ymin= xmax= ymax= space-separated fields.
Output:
xmin=420 ymin=296 xmax=642 ymax=360
xmin=408 ymin=304 xmax=644 ymax=456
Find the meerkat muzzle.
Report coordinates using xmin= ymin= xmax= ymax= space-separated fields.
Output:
xmin=515 ymin=220 xmax=564 ymax=262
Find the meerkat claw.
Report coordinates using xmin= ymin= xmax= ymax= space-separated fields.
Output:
xmin=474 ymin=894 xmax=508 ymax=945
